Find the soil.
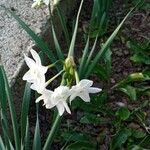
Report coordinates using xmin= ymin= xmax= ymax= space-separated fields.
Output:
xmin=28 ymin=0 xmax=150 ymax=149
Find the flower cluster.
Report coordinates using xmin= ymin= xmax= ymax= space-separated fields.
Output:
xmin=23 ymin=49 xmax=102 ymax=116
xmin=32 ymin=0 xmax=49 ymax=8
xmin=32 ymin=0 xmax=60 ymax=8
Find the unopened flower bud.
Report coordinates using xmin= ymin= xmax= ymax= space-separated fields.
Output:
xmin=65 ymin=56 xmax=76 ymax=69
xmin=129 ymin=73 xmax=144 ymax=81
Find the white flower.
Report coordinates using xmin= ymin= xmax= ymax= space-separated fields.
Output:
xmin=70 ymin=79 xmax=102 ymax=102
xmin=54 ymin=0 xmax=60 ymax=5
xmin=23 ymin=49 xmax=48 ymax=93
xmin=43 ymin=0 xmax=49 ymax=5
xmin=51 ymin=86 xmax=71 ymax=116
xmin=36 ymin=89 xmax=55 ymax=108
xmin=32 ymin=0 xmax=49 ymax=8
xmin=32 ymin=0 xmax=42 ymax=8
xmin=36 ymin=86 xmax=71 ymax=116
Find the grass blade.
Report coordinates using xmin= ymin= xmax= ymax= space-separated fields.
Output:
xmin=68 ymin=0 xmax=84 ymax=57
xmin=85 ymin=8 xmax=134 ymax=78
xmin=0 ymin=66 xmax=20 ymax=150
xmin=24 ymin=118 xmax=30 ymax=150
xmin=20 ymin=82 xmax=31 ymax=143
xmin=0 ymin=66 xmax=11 ymax=143
xmin=56 ymin=6 xmax=70 ymax=48
xmin=9 ymin=140 xmax=15 ymax=150
xmin=32 ymin=105 xmax=41 ymax=150
xmin=0 ymin=136 xmax=5 ymax=150
xmin=81 ymin=36 xmax=98 ymax=77
xmin=79 ymin=37 xmax=90 ymax=76
xmin=51 ymin=20 xmax=64 ymax=60
xmin=1 ymin=115 xmax=11 ymax=150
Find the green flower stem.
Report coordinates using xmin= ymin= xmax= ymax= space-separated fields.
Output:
xmin=75 ymin=70 xmax=80 ymax=84
xmin=43 ymin=113 xmax=61 ymax=150
xmin=47 ymin=60 xmax=63 ymax=69
xmin=45 ymin=69 xmax=64 ymax=86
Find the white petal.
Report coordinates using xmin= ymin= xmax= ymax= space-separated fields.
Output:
xmin=88 ymin=87 xmax=102 ymax=93
xmin=45 ymin=103 xmax=55 ymax=109
xmin=24 ymin=55 xmax=36 ymax=69
xmin=43 ymin=0 xmax=49 ymax=5
xmin=79 ymin=79 xmax=93 ymax=88
xmin=22 ymin=70 xmax=34 ymax=82
xmin=30 ymin=49 xmax=41 ymax=66
xmin=56 ymin=102 xmax=65 ymax=116
xmin=63 ymin=101 xmax=71 ymax=114
xmin=30 ymin=83 xmax=37 ymax=91
xmin=69 ymin=93 xmax=77 ymax=102
xmin=36 ymin=95 xmax=44 ymax=103
xmin=79 ymin=92 xmax=90 ymax=102
xmin=40 ymin=66 xmax=48 ymax=74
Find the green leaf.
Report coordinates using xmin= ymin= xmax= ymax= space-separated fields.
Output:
xmin=72 ymin=92 xmax=108 ymax=113
xmin=68 ymin=0 xmax=84 ymax=57
xmin=93 ymin=64 xmax=109 ymax=81
xmin=140 ymin=135 xmax=150 ymax=148
xmin=127 ymin=40 xmax=150 ymax=65
xmin=119 ymin=85 xmax=137 ymax=101
xmin=62 ymin=131 xmax=90 ymax=142
xmin=21 ymin=82 xmax=31 ymax=142
xmin=32 ymin=113 xmax=41 ymax=150
xmin=104 ymin=47 xmax=112 ymax=77
xmin=1 ymin=113 xmax=12 ymax=149
xmin=56 ymin=6 xmax=70 ymax=48
xmin=65 ymin=141 xmax=96 ymax=150
xmin=9 ymin=140 xmax=15 ymax=150
xmin=89 ymin=0 xmax=112 ymax=37
xmin=81 ymin=36 xmax=98 ymax=76
xmin=24 ymin=118 xmax=30 ymax=150
xmin=51 ymin=24 xmax=64 ymax=60
xmin=85 ymin=7 xmax=135 ymax=78
xmin=0 ymin=68 xmax=11 ymax=144
xmin=0 ymin=66 xmax=20 ymax=150
xmin=132 ymin=129 xmax=146 ymax=139
xmin=79 ymin=37 xmax=89 ymax=77
xmin=116 ymin=107 xmax=130 ymax=120
xmin=80 ymin=113 xmax=110 ymax=125
xmin=0 ymin=136 xmax=5 ymax=150
xmin=110 ymin=128 xmax=131 ymax=150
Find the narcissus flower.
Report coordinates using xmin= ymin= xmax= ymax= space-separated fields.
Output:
xmin=70 ymin=79 xmax=102 ymax=102
xmin=32 ymin=0 xmax=49 ymax=8
xmin=43 ymin=0 xmax=49 ymax=5
xmin=51 ymin=86 xmax=71 ymax=116
xmin=36 ymin=89 xmax=54 ymax=107
xmin=23 ymin=49 xmax=48 ymax=93
xmin=36 ymin=86 xmax=71 ymax=116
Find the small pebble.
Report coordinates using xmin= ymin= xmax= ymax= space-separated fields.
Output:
xmin=110 ymin=78 xmax=116 ymax=84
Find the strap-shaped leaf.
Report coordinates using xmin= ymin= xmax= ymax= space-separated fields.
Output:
xmin=32 ymin=105 xmax=41 ymax=150
xmin=24 ymin=118 xmax=30 ymax=150
xmin=81 ymin=36 xmax=98 ymax=77
xmin=85 ymin=7 xmax=135 ymax=78
xmin=68 ymin=0 xmax=84 ymax=57
xmin=0 ymin=66 xmax=20 ymax=150
xmin=79 ymin=37 xmax=89 ymax=77
xmin=56 ymin=6 xmax=70 ymax=48
xmin=0 ymin=136 xmax=5 ymax=150
xmin=20 ymin=82 xmax=31 ymax=142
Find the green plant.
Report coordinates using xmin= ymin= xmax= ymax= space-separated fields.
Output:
xmin=127 ymin=39 xmax=150 ymax=65
xmin=0 ymin=0 xmax=137 ymax=149
xmin=89 ymin=0 xmax=112 ymax=38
